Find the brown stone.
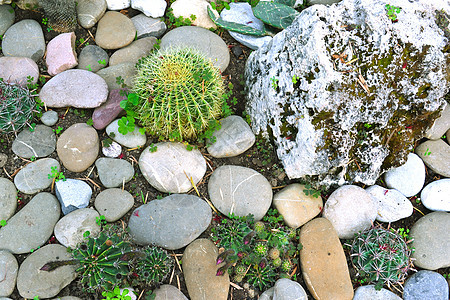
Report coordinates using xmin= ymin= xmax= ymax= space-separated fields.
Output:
xmin=183 ymin=239 xmax=229 ymax=300
xmin=95 ymin=11 xmax=136 ymax=50
xmin=299 ymin=218 xmax=353 ymax=300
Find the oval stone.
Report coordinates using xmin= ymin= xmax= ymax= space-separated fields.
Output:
xmin=383 ymin=153 xmax=425 ymax=197
xmin=94 ymin=188 xmax=134 ymax=222
xmin=415 ymin=140 xmax=450 ymax=178
xmin=0 ymin=57 xmax=39 ymax=87
xmin=95 ymin=157 xmax=134 ymax=188
xmin=95 ymin=11 xmax=136 ymax=49
xmin=0 ymin=177 xmax=17 ymax=221
xmin=366 ymin=185 xmax=413 ymax=222
xmin=0 ymin=250 xmax=18 ymax=297
xmin=421 ymin=179 xmax=450 ymax=212
xmin=39 ymin=69 xmax=108 ymax=108
xmin=13 ymin=158 xmax=60 ymax=194
xmin=12 ymin=125 xmax=56 ymax=158
xmin=1 ymin=19 xmax=45 ymax=61
xmin=128 ymin=194 xmax=211 ymax=250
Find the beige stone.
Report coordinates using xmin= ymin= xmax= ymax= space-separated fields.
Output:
xmin=299 ymin=218 xmax=353 ymax=300
xmin=273 ymin=183 xmax=323 ymax=228
xmin=95 ymin=11 xmax=136 ymax=49
xmin=171 ymin=0 xmax=219 ymax=29
xmin=183 ymin=239 xmax=229 ymax=300
xmin=56 ymin=123 xmax=99 ymax=172
xmin=109 ymin=37 xmax=157 ymax=66
xmin=415 ymin=139 xmax=450 ymax=177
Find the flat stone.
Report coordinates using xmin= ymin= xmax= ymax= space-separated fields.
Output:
xmin=183 ymin=239 xmax=229 ymax=300
xmin=13 ymin=158 xmax=60 ymax=194
xmin=259 ymin=288 xmax=274 ymax=300
xmin=131 ymin=14 xmax=166 ymax=39
xmin=96 ymin=62 xmax=136 ymax=90
xmin=220 ymin=2 xmax=272 ymax=50
xmin=207 ymin=115 xmax=255 ymax=158
xmin=40 ymin=110 xmax=59 ymax=126
xmin=131 ymin=0 xmax=166 ymax=18
xmin=50 ymin=297 xmax=82 ymax=300
xmin=106 ymin=0 xmax=130 ymax=10
xmin=421 ymin=179 xmax=450 ymax=211
xmin=0 ymin=192 xmax=60 ymax=254
xmin=272 ymin=278 xmax=307 ymax=300
xmin=109 ymin=37 xmax=157 ymax=66
xmin=410 ymin=211 xmax=450 ymax=270
xmin=0 ymin=57 xmax=39 ymax=87
xmin=171 ymin=0 xmax=218 ymax=29
xmin=54 ymin=208 xmax=101 ymax=248
xmin=77 ymin=45 xmax=109 ymax=72
xmin=424 ymin=103 xmax=450 ymax=140
xmin=299 ymin=218 xmax=353 ymax=300
xmin=139 ymin=142 xmax=206 ymax=194
xmin=366 ymin=185 xmax=413 ymax=222
xmin=322 ymin=185 xmax=377 ymax=239
xmin=106 ymin=119 xmax=146 ymax=148
xmin=160 ymin=26 xmax=230 ymax=72
xmin=0 ymin=178 xmax=17 ymax=221
xmin=94 ymin=188 xmax=134 ymax=222
xmin=273 ymin=183 xmax=323 ymax=229
xmin=56 ymin=123 xmax=99 ymax=172
xmin=0 ymin=5 xmax=14 ymax=36
xmin=16 ymin=244 xmax=77 ymax=299
xmin=95 ymin=157 xmax=134 ymax=188
xmin=102 ymin=141 xmax=122 ymax=158
xmin=1 ymin=19 xmax=45 ymax=62
xmin=46 ymin=32 xmax=78 ymax=76
xmin=0 ymin=154 xmax=6 ymax=169
xmin=403 ymin=270 xmax=449 ymax=300
xmin=92 ymin=89 xmax=126 ymax=130
xmin=40 ymin=69 xmax=108 ymax=108
xmin=55 ymin=179 xmax=92 ymax=215
xmin=0 ymin=250 xmax=18 ymax=297
xmin=153 ymin=285 xmax=188 ymax=300
xmin=415 ymin=139 xmax=450 ymax=177
xmin=353 ymin=285 xmax=402 ymax=300
xmin=208 ymin=165 xmax=272 ymax=220
xmin=95 ymin=11 xmax=136 ymax=50
xmin=128 ymin=194 xmax=211 ymax=250
xmin=76 ymin=0 xmax=107 ymax=29
xmin=12 ymin=125 xmax=56 ymax=158
xmin=384 ymin=153 xmax=426 ymax=197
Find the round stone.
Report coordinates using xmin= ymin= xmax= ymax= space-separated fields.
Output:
xmin=353 ymin=285 xmax=401 ymax=300
xmin=128 ymin=194 xmax=211 ymax=250
xmin=403 ymin=270 xmax=449 ymax=300
xmin=106 ymin=119 xmax=147 ymax=148
xmin=383 ymin=153 xmax=425 ymax=197
xmin=0 ymin=250 xmax=18 ymax=297
xmin=40 ymin=70 xmax=108 ymax=108
xmin=95 ymin=11 xmax=136 ymax=50
xmin=1 ymin=19 xmax=45 ymax=61
xmin=76 ymin=0 xmax=107 ymax=29
xmin=13 ymin=158 xmax=60 ymax=194
xmin=0 ymin=57 xmax=39 ymax=87
xmin=366 ymin=185 xmax=413 ymax=222
xmin=415 ymin=140 xmax=450 ymax=178
xmin=0 ymin=5 xmax=15 ymax=36
xmin=12 ymin=125 xmax=56 ymax=158
xmin=77 ymin=45 xmax=109 ymax=72
xmin=40 ymin=110 xmax=59 ymax=126
xmin=0 ymin=177 xmax=17 ymax=221
xmin=160 ymin=26 xmax=230 ymax=72
xmin=322 ymin=185 xmax=377 ymax=239
xmin=139 ymin=142 xmax=206 ymax=194
xmin=56 ymin=123 xmax=99 ymax=173
xmin=109 ymin=37 xmax=157 ymax=66
xmin=421 ymin=179 xmax=450 ymax=211
xmin=95 ymin=157 xmax=134 ymax=188
xmin=208 ymin=165 xmax=272 ymax=221
xmin=94 ymin=188 xmax=134 ymax=222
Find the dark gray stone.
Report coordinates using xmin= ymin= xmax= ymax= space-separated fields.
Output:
xmin=1 ymin=19 xmax=45 ymax=61
xmin=55 ymin=179 xmax=92 ymax=215
xmin=403 ymin=271 xmax=449 ymax=300
xmin=12 ymin=125 xmax=56 ymax=158
xmin=77 ymin=45 xmax=109 ymax=72
xmin=131 ymin=13 xmax=166 ymax=39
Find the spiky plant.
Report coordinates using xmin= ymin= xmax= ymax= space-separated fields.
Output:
xmin=131 ymin=47 xmax=225 ymax=141
xmin=38 ymin=0 xmax=77 ymax=32
xmin=0 ymin=79 xmax=35 ymax=135
xmin=134 ymin=246 xmax=173 ymax=286
xmin=245 ymin=260 xmax=277 ymax=291
xmin=350 ymin=226 xmax=413 ymax=289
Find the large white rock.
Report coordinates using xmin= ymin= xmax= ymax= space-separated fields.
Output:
xmin=366 ymin=185 xmax=413 ymax=222
xmin=383 ymin=153 xmax=425 ymax=197
xmin=171 ymin=0 xmax=218 ymax=29
xmin=131 ymin=0 xmax=166 ymax=18
xmin=421 ymin=179 xmax=450 ymax=212
xmin=106 ymin=0 xmax=130 ymax=10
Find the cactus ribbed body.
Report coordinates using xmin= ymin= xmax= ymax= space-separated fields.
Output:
xmin=135 ymin=246 xmax=173 ymax=285
xmin=38 ymin=0 xmax=77 ymax=32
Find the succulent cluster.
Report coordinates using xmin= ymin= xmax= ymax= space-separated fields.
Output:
xmin=350 ymin=226 xmax=413 ymax=289
xmin=211 ymin=210 xmax=300 ymax=291
xmin=41 ymin=227 xmax=174 ymax=293
xmin=0 ymin=79 xmax=36 ymax=135
xmin=130 ymin=47 xmax=225 ymax=141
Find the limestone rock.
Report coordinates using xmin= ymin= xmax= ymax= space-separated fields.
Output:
xmin=171 ymin=0 xmax=218 ymax=29
xmin=245 ymin=0 xmax=449 ymax=187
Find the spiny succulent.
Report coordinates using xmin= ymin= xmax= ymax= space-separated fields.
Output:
xmin=245 ymin=262 xmax=277 ymax=291
xmin=132 ymin=47 xmax=225 ymax=141
xmin=350 ymin=226 xmax=413 ymax=288
xmin=253 ymin=221 xmax=265 ymax=234
xmin=0 ymin=79 xmax=36 ymax=135
xmin=268 ymin=247 xmax=280 ymax=260
xmin=280 ymin=260 xmax=292 ymax=273
xmin=272 ymin=257 xmax=282 ymax=267
xmin=254 ymin=242 xmax=268 ymax=257
xmin=234 ymin=264 xmax=247 ymax=276
xmin=134 ymin=246 xmax=173 ymax=285
xmin=38 ymin=0 xmax=77 ymax=32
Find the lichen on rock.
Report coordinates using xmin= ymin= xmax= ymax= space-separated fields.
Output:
xmin=245 ymin=0 xmax=449 ymax=187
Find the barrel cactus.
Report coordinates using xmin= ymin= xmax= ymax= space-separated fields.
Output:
xmin=133 ymin=246 xmax=174 ymax=286
xmin=131 ymin=47 xmax=225 ymax=141
xmin=0 ymin=79 xmax=35 ymax=135
xmin=38 ymin=0 xmax=77 ymax=32
xmin=350 ymin=226 xmax=413 ymax=289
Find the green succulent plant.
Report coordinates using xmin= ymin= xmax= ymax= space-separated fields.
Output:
xmin=245 ymin=259 xmax=277 ymax=291
xmin=350 ymin=226 xmax=413 ymax=289
xmin=208 ymin=0 xmax=300 ymax=37
xmin=134 ymin=246 xmax=174 ymax=285
xmin=0 ymin=79 xmax=36 ymax=135
xmin=130 ymin=47 xmax=225 ymax=141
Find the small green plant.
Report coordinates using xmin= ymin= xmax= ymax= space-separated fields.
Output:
xmin=292 ymin=75 xmax=299 ymax=84
xmin=132 ymin=246 xmax=174 ymax=286
xmin=164 ymin=7 xmax=196 ymax=29
xmin=423 ymin=148 xmax=431 ymax=156
xmin=0 ymin=219 xmax=6 ymax=227
xmin=53 ymin=126 xmax=63 ymax=135
xmin=86 ymin=65 xmax=92 ymax=71
xmin=303 ymin=183 xmax=321 ymax=198
xmin=149 ymin=143 xmax=157 ymax=153
xmin=96 ymin=215 xmax=107 ymax=226
xmin=385 ymin=4 xmax=401 ymax=22
xmin=102 ymin=287 xmax=132 ymax=300
xmin=30 ymin=156 xmax=36 ymax=162
xmin=270 ymin=76 xmax=278 ymax=90
xmin=349 ymin=226 xmax=413 ymax=290
xmin=48 ymin=166 xmax=65 ymax=182
xmin=42 ymin=17 xmax=48 ymax=25
xmin=98 ymin=59 xmax=107 ymax=65
xmin=394 ymin=227 xmax=410 ymax=240
xmin=86 ymin=118 xmax=94 ymax=126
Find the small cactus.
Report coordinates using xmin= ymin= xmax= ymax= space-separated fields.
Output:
xmin=268 ymin=247 xmax=280 ymax=260
xmin=280 ymin=260 xmax=292 ymax=273
xmin=0 ymin=79 xmax=35 ymax=135
xmin=134 ymin=246 xmax=173 ymax=286
xmin=253 ymin=221 xmax=265 ymax=234
xmin=132 ymin=47 xmax=225 ymax=141
xmin=233 ymin=274 xmax=244 ymax=283
xmin=272 ymin=257 xmax=282 ymax=267
xmin=234 ymin=264 xmax=247 ymax=276
xmin=254 ymin=242 xmax=268 ymax=257
xmin=38 ymin=0 xmax=77 ymax=32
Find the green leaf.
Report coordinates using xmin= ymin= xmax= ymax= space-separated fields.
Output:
xmin=274 ymin=0 xmax=296 ymax=7
xmin=128 ymin=93 xmax=139 ymax=105
xmin=252 ymin=1 xmax=299 ymax=29
xmin=207 ymin=6 xmax=270 ymax=36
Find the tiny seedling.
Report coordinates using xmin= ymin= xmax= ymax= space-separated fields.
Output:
xmin=0 ymin=220 xmax=6 ymax=227
xmin=423 ymin=148 xmax=431 ymax=156
xmin=53 ymin=126 xmax=63 ymax=135
xmin=149 ymin=143 xmax=157 ymax=152
xmin=86 ymin=65 xmax=92 ymax=71
xmin=86 ymin=119 xmax=94 ymax=126
xmin=30 ymin=156 xmax=36 ymax=162
xmin=385 ymin=4 xmax=401 ymax=22
xmin=292 ymin=75 xmax=299 ymax=84
xmin=303 ymin=183 xmax=321 ymax=198
xmin=98 ymin=59 xmax=107 ymax=65
xmin=270 ymin=76 xmax=278 ymax=90
xmin=96 ymin=215 xmax=107 ymax=226
xmin=48 ymin=166 xmax=65 ymax=182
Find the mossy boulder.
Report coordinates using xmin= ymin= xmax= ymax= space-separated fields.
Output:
xmin=245 ymin=0 xmax=449 ymax=187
